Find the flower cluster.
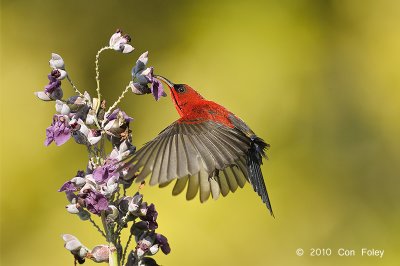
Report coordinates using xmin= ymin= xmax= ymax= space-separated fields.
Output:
xmin=62 ymin=192 xmax=170 ymax=265
xmin=36 ymin=29 xmax=169 ymax=266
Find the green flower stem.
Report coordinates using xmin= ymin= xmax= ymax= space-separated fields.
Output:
xmin=105 ymin=82 xmax=132 ymax=118
xmin=66 ymin=74 xmax=83 ymax=96
xmin=109 ymin=242 xmax=119 ymax=266
xmin=101 ymin=211 xmax=120 ymax=266
xmin=95 ymin=46 xmax=112 ymax=106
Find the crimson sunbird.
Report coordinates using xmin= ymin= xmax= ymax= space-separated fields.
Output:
xmin=123 ymin=76 xmax=274 ymax=216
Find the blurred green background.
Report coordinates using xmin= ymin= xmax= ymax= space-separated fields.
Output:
xmin=1 ymin=0 xmax=400 ymax=265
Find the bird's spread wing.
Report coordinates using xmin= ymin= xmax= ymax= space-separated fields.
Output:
xmin=121 ymin=119 xmax=252 ymax=202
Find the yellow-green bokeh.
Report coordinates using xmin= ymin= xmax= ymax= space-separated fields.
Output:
xmin=1 ymin=1 xmax=400 ymax=265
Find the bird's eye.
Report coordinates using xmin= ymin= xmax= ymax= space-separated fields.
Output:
xmin=175 ymin=85 xmax=186 ymax=93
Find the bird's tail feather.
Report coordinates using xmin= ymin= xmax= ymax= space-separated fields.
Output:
xmin=247 ymin=136 xmax=274 ymax=217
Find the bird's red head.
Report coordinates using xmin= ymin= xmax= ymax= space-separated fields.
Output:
xmin=155 ymin=75 xmax=205 ymax=117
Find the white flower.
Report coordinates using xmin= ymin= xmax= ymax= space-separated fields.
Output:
xmin=71 ymin=176 xmax=86 ymax=187
xmin=84 ymin=174 xmax=96 ymax=185
xmin=101 ymin=177 xmax=118 ymax=197
xmin=136 ymin=247 xmax=145 ymax=257
xmin=62 ymin=234 xmax=83 ymax=251
xmin=55 ymin=100 xmax=71 ymax=115
xmin=137 ymin=51 xmax=149 ymax=68
xmin=49 ymin=53 xmax=65 ymax=69
xmin=149 ymin=244 xmax=159 ymax=255
xmin=109 ymin=30 xmax=134 ymax=54
xmin=78 ymin=92 xmax=98 ymax=125
xmin=62 ymin=234 xmax=89 ymax=260
xmin=109 ymin=140 xmax=135 ymax=161
xmin=85 ymin=110 xmax=96 ymax=125
xmin=128 ymin=200 xmax=139 ymax=213
xmin=34 ymin=91 xmax=52 ymax=101
xmin=66 ymin=204 xmax=80 ymax=214
xmin=87 ymin=130 xmax=102 ymax=145
xmin=72 ymin=119 xmax=102 ymax=145
xmin=79 ymin=182 xmax=96 ymax=194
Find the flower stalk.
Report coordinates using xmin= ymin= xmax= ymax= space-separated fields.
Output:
xmin=95 ymin=46 xmax=111 ymax=104
xmin=105 ymin=83 xmax=132 ymax=119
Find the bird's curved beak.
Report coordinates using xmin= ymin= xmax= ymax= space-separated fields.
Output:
xmin=154 ymin=75 xmax=174 ymax=88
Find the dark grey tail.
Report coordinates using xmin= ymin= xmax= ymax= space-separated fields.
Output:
xmin=247 ymin=136 xmax=274 ymax=217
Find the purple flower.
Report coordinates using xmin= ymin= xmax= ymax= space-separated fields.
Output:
xmin=44 ymin=70 xmax=65 ymax=98
xmin=35 ymin=71 xmax=64 ymax=101
xmin=155 ymin=234 xmax=170 ymax=255
xmin=106 ymin=108 xmax=133 ymax=123
xmin=45 ymin=114 xmax=71 ymax=146
xmin=151 ymin=78 xmax=164 ymax=101
xmin=80 ymin=190 xmax=109 ymax=215
xmin=59 ymin=181 xmax=76 ymax=192
xmin=130 ymin=221 xmax=150 ymax=237
xmin=131 ymin=52 xmax=166 ymax=101
xmin=58 ymin=170 xmax=85 ymax=192
xmin=44 ymin=73 xmax=61 ymax=93
xmin=93 ymin=158 xmax=119 ymax=183
xmin=140 ymin=204 xmax=158 ymax=230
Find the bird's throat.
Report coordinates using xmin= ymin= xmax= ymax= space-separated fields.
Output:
xmin=170 ymin=89 xmax=184 ymax=117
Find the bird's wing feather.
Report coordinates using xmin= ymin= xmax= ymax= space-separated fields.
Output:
xmin=121 ymin=119 xmax=251 ymax=202
xmin=228 ymin=114 xmax=274 ymax=216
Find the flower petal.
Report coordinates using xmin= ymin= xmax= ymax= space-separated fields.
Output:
xmin=138 ymin=51 xmax=149 ymax=67
xmin=66 ymin=204 xmax=80 ymax=214
xmin=50 ymin=87 xmax=63 ymax=100
xmin=109 ymin=30 xmax=122 ymax=47
xmin=149 ymin=244 xmax=159 ymax=255
xmin=130 ymin=82 xmax=151 ymax=95
xmin=76 ymin=119 xmax=89 ymax=136
xmin=88 ymin=133 xmax=102 ymax=145
xmin=49 ymin=53 xmax=65 ymax=69
xmin=122 ymin=44 xmax=134 ymax=54
xmin=132 ymin=51 xmax=148 ymax=76
xmin=58 ymin=180 xmax=76 ymax=192
xmin=55 ymin=100 xmax=71 ymax=115
xmin=54 ymin=129 xmax=71 ymax=146
xmin=155 ymin=234 xmax=170 ymax=255
xmin=34 ymin=91 xmax=52 ymax=101
xmin=85 ymin=112 xmax=96 ymax=125
xmin=56 ymin=69 xmax=68 ymax=80
xmin=151 ymin=79 xmax=165 ymax=101
xmin=90 ymin=245 xmax=110 ymax=263
xmin=62 ymin=234 xmax=82 ymax=251
xmin=44 ymin=126 xmax=54 ymax=146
